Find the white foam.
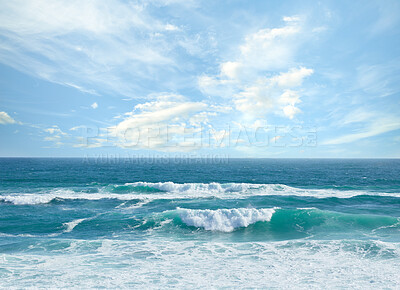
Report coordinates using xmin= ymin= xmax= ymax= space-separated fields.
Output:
xmin=0 ymin=194 xmax=56 ymax=205
xmin=177 ymin=207 xmax=276 ymax=232
xmin=1 ymin=182 xmax=398 ymax=205
xmin=126 ymin=181 xmax=226 ymax=193
xmin=125 ymin=182 xmax=400 ymax=198
xmin=0 ymin=233 xmax=36 ymax=238
xmin=63 ymin=218 xmax=87 ymax=233
xmin=119 ymin=199 xmax=151 ymax=210
xmin=1 ymin=239 xmax=399 ymax=288
xmin=0 ymin=190 xmax=154 ymax=205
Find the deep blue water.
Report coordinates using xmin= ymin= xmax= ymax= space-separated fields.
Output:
xmin=0 ymin=158 xmax=399 ymax=288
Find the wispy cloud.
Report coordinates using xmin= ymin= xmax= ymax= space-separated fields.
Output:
xmin=322 ymin=116 xmax=400 ymax=145
xmin=42 ymin=125 xmax=69 ymax=147
xmin=355 ymin=61 xmax=400 ymax=98
xmin=1 ymin=1 xmax=398 ymax=157
xmin=0 ymin=111 xmax=18 ymax=125
xmin=369 ymin=0 xmax=400 ymax=35
xmin=0 ymin=0 xmax=184 ymax=97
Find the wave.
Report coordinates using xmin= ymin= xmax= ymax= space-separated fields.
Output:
xmin=119 ymin=182 xmax=400 ymax=198
xmin=0 ymin=192 xmax=142 ymax=205
xmin=1 ymin=205 xmax=398 ymax=238
xmin=63 ymin=218 xmax=88 ymax=233
xmin=177 ymin=207 xmax=277 ymax=232
xmin=1 ymin=182 xmax=399 ymax=205
xmin=0 ymin=194 xmax=56 ymax=205
xmin=142 ymin=208 xmax=400 ymax=236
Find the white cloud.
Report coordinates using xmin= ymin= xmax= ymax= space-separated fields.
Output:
xmin=220 ymin=61 xmax=243 ymax=79
xmin=108 ymin=94 xmax=212 ymax=151
xmin=355 ymin=62 xmax=400 ymax=98
xmin=65 ymin=83 xmax=98 ymax=95
xmin=233 ymin=82 xmax=275 ymax=116
xmin=370 ymin=0 xmax=400 ymax=35
xmin=322 ymin=117 xmax=400 ymax=145
xmin=282 ymin=105 xmax=301 ymax=119
xmin=91 ymin=102 xmax=98 ymax=109
xmin=239 ymin=24 xmax=301 ymax=71
xmin=233 ymin=69 xmax=311 ymax=119
xmin=337 ymin=109 xmax=375 ymax=127
xmin=100 ymin=93 xmax=234 ymax=151
xmin=199 ymin=18 xmax=306 ymax=92
xmin=164 ymin=24 xmax=179 ymax=31
xmin=278 ymin=90 xmax=301 ymax=106
xmin=0 ymin=1 xmax=154 ymax=35
xmin=69 ymin=125 xmax=86 ymax=131
xmin=42 ymin=125 xmax=69 ymax=147
xmin=197 ymin=75 xmax=235 ymax=98
xmin=271 ymin=67 xmax=314 ymax=87
xmin=283 ymin=16 xmax=301 ymax=22
xmin=0 ymin=111 xmax=17 ymax=124
xmin=271 ymin=135 xmax=283 ymax=143
xmin=0 ymin=0 xmax=185 ymax=97
xmin=44 ymin=126 xmax=67 ymax=136
xmin=198 ymin=18 xmax=314 ymax=121
xmin=73 ymin=137 xmax=105 ymax=148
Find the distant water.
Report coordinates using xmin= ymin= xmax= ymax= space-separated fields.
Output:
xmin=0 ymin=158 xmax=399 ymax=288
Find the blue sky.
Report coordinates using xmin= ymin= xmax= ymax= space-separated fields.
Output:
xmin=0 ymin=0 xmax=399 ymax=157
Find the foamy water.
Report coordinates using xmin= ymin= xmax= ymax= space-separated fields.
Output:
xmin=1 ymin=158 xmax=399 ymax=288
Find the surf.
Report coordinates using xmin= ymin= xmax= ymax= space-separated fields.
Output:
xmin=1 ymin=182 xmax=400 ymax=205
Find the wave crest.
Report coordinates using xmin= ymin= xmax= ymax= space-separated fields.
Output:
xmin=1 ymin=182 xmax=399 ymax=205
xmin=177 ymin=207 xmax=277 ymax=232
xmin=124 ymin=182 xmax=398 ymax=198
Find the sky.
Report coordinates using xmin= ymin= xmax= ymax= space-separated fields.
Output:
xmin=0 ymin=0 xmax=399 ymax=158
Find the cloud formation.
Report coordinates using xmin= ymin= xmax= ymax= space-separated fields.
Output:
xmin=0 ymin=111 xmax=17 ymax=125
xmin=107 ymin=94 xmax=212 ymax=151
xmin=323 ymin=116 xmax=400 ymax=145
xmin=198 ymin=17 xmax=313 ymax=121
xmin=0 ymin=0 xmax=184 ymax=97
xmin=2 ymin=1 xmax=397 ymax=157
xmin=42 ymin=125 xmax=69 ymax=147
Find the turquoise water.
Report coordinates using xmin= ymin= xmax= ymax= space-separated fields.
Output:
xmin=0 ymin=158 xmax=399 ymax=288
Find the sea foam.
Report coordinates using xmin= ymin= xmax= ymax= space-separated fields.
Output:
xmin=177 ymin=207 xmax=276 ymax=232
xmin=124 ymin=182 xmax=399 ymax=198
xmin=1 ymin=182 xmax=399 ymax=205
xmin=2 ymin=239 xmax=399 ymax=289
xmin=63 ymin=218 xmax=88 ymax=233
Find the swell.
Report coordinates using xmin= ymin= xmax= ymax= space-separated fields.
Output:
xmin=119 ymin=182 xmax=400 ymax=198
xmin=137 ymin=208 xmax=400 ymax=237
xmin=1 ymin=182 xmax=399 ymax=205
xmin=1 ymin=207 xmax=399 ymax=241
xmin=176 ymin=207 xmax=276 ymax=232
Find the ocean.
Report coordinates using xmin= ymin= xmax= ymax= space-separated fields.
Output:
xmin=0 ymin=158 xmax=399 ymax=288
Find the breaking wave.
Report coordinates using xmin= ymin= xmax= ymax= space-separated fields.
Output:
xmin=177 ymin=207 xmax=277 ymax=232
xmin=138 ymin=207 xmax=400 ymax=236
xmin=1 ymin=182 xmax=399 ymax=205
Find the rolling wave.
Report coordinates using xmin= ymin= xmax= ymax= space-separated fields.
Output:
xmin=177 ymin=207 xmax=277 ymax=232
xmin=0 ymin=191 xmax=143 ymax=205
xmin=1 ymin=205 xmax=399 ymax=240
xmin=1 ymin=182 xmax=399 ymax=205
xmin=138 ymin=208 xmax=400 ymax=236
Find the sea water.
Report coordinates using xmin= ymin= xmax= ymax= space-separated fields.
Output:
xmin=0 ymin=158 xmax=399 ymax=288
